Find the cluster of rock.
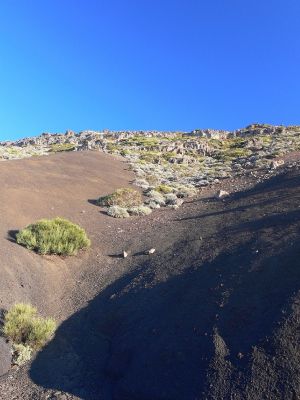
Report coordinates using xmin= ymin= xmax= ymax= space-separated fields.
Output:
xmin=0 ymin=125 xmax=299 ymax=197
xmin=188 ymin=124 xmax=297 ymax=139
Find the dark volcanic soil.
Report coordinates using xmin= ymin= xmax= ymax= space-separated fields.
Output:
xmin=0 ymin=152 xmax=300 ymax=399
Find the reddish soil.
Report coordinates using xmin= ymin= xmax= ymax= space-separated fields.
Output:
xmin=0 ymin=152 xmax=300 ymax=400
xmin=0 ymin=151 xmax=135 ymax=317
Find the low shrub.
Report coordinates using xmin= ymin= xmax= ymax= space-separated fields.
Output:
xmin=49 ymin=143 xmax=75 ymax=153
xmin=148 ymin=201 xmax=161 ymax=209
xmin=128 ymin=205 xmax=152 ymax=216
xmin=16 ymin=217 xmax=91 ymax=255
xmin=146 ymin=190 xmax=166 ymax=206
xmin=165 ymin=193 xmax=180 ymax=205
xmin=133 ymin=178 xmax=149 ymax=189
xmin=155 ymin=184 xmax=173 ymax=194
xmin=97 ymin=188 xmax=142 ymax=208
xmin=3 ymin=303 xmax=56 ymax=350
xmin=12 ymin=343 xmax=32 ymax=365
xmin=175 ymin=186 xmax=197 ymax=198
xmin=107 ymin=205 xmax=130 ymax=218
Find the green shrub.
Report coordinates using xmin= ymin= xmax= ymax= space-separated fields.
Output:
xmin=165 ymin=193 xmax=178 ymax=204
xmin=107 ymin=205 xmax=130 ymax=218
xmin=3 ymin=303 xmax=56 ymax=350
xmin=49 ymin=143 xmax=75 ymax=152
xmin=128 ymin=205 xmax=152 ymax=216
xmin=97 ymin=188 xmax=142 ymax=208
xmin=146 ymin=190 xmax=166 ymax=206
xmin=16 ymin=217 xmax=91 ymax=255
xmin=155 ymin=184 xmax=173 ymax=194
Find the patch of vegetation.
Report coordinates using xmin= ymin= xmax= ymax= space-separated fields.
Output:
xmin=162 ymin=151 xmax=178 ymax=162
xmin=227 ymin=138 xmax=247 ymax=149
xmin=123 ymin=136 xmax=160 ymax=148
xmin=146 ymin=175 xmax=160 ymax=186
xmin=97 ymin=188 xmax=142 ymax=207
xmin=106 ymin=142 xmax=119 ymax=153
xmin=120 ymin=149 xmax=132 ymax=156
xmin=12 ymin=343 xmax=33 ymax=366
xmin=145 ymin=190 xmax=166 ymax=206
xmin=16 ymin=217 xmax=91 ymax=255
xmin=49 ymin=143 xmax=76 ymax=152
xmin=216 ymin=146 xmax=251 ymax=161
xmin=259 ymin=135 xmax=272 ymax=144
xmin=3 ymin=303 xmax=56 ymax=350
xmin=139 ymin=151 xmax=161 ymax=163
xmin=128 ymin=205 xmax=152 ymax=216
xmin=155 ymin=184 xmax=174 ymax=194
xmin=165 ymin=193 xmax=179 ymax=205
xmin=107 ymin=205 xmax=130 ymax=218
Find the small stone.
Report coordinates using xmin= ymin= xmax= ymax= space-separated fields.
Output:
xmin=217 ymin=190 xmax=230 ymax=199
xmin=146 ymin=248 xmax=156 ymax=255
xmin=123 ymin=251 xmax=128 ymax=258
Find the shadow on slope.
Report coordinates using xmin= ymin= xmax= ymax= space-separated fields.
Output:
xmin=30 ymin=171 xmax=300 ymax=400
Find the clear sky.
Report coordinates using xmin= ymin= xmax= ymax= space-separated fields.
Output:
xmin=0 ymin=0 xmax=299 ymax=140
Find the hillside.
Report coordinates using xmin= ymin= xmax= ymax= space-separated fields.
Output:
xmin=0 ymin=127 xmax=300 ymax=399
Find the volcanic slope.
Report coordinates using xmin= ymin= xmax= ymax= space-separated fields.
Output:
xmin=0 ymin=151 xmax=135 ymax=316
xmin=0 ymin=152 xmax=300 ymax=399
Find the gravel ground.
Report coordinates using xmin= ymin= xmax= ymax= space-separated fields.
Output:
xmin=1 ymin=152 xmax=300 ymax=399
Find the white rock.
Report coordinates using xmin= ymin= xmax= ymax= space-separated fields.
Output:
xmin=217 ymin=190 xmax=230 ymax=199
xmin=123 ymin=251 xmax=128 ymax=258
xmin=146 ymin=248 xmax=156 ymax=255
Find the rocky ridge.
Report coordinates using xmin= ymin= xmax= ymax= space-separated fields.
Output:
xmin=1 ymin=124 xmax=300 ymax=198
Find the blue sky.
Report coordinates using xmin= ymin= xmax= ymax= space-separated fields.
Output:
xmin=0 ymin=0 xmax=299 ymax=140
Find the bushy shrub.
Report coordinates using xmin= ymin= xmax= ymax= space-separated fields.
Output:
xmin=155 ymin=184 xmax=173 ymax=194
xmin=165 ymin=193 xmax=179 ymax=205
xmin=107 ymin=205 xmax=130 ymax=218
xmin=146 ymin=190 xmax=166 ymax=206
xmin=49 ymin=143 xmax=75 ymax=153
xmin=148 ymin=201 xmax=161 ymax=209
xmin=3 ymin=303 xmax=56 ymax=350
xmin=175 ymin=186 xmax=197 ymax=198
xmin=16 ymin=217 xmax=91 ymax=255
xmin=97 ymin=188 xmax=142 ymax=208
xmin=12 ymin=343 xmax=32 ymax=365
xmin=133 ymin=178 xmax=149 ymax=189
xmin=128 ymin=205 xmax=152 ymax=216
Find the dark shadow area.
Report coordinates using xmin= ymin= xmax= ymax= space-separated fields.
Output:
xmin=177 ymin=170 xmax=300 ymax=223
xmin=132 ymin=251 xmax=149 ymax=256
xmin=0 ymin=308 xmax=6 ymax=330
xmin=6 ymin=229 xmax=19 ymax=243
xmin=107 ymin=254 xmax=125 ymax=259
xmin=30 ymin=170 xmax=300 ymax=400
xmin=87 ymin=199 xmax=99 ymax=206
